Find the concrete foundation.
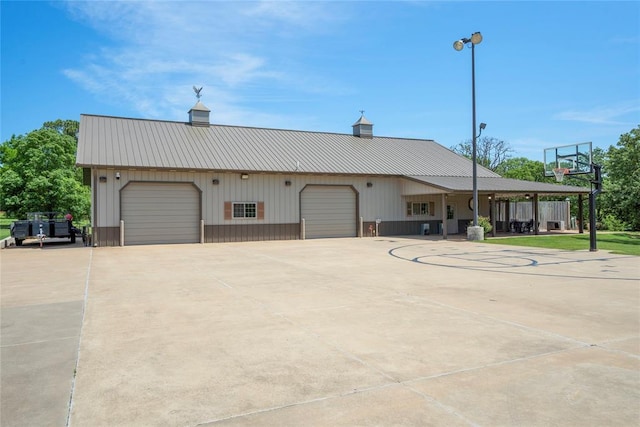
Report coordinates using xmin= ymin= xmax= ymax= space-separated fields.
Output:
xmin=467 ymin=225 xmax=485 ymax=241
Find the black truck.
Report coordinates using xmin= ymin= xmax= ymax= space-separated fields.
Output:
xmin=10 ymin=212 xmax=79 ymax=246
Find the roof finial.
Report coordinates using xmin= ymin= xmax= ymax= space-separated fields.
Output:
xmin=193 ymin=86 xmax=203 ymax=100
xmin=360 ymin=109 xmax=365 ymax=116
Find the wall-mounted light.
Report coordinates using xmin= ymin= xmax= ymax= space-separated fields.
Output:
xmin=285 ymin=180 xmax=291 ymax=186
xmin=240 ymin=174 xmax=249 ymax=180
xmin=115 ymin=172 xmax=120 ymax=180
xmin=212 ymin=179 xmax=219 ymax=185
xmin=366 ymin=182 xmax=373 ymax=188
xmin=487 ymin=195 xmax=492 ymax=200
xmin=99 ymin=176 xmax=107 ymax=183
xmin=525 ymin=194 xmax=531 ymax=200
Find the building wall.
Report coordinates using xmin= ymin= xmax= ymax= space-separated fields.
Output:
xmin=90 ymin=169 xmax=479 ymax=245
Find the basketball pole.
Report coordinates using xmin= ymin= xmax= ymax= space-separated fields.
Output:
xmin=567 ymin=163 xmax=602 ymax=251
xmin=588 ymin=164 xmax=603 ymax=252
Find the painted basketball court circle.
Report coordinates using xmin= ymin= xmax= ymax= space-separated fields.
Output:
xmin=389 ymin=242 xmax=637 ymax=281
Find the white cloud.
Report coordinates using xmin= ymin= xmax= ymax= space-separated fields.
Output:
xmin=554 ymin=102 xmax=640 ymax=125
xmin=61 ymin=1 xmax=347 ymax=122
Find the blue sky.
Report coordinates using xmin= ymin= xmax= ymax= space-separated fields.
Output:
xmin=2 ymin=1 xmax=639 ymax=161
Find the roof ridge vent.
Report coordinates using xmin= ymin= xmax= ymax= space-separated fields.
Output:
xmin=352 ymin=111 xmax=373 ymax=138
xmin=188 ymin=86 xmax=210 ymax=127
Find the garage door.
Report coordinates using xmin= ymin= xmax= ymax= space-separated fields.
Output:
xmin=121 ymin=182 xmax=200 ymax=245
xmin=301 ymin=185 xmax=357 ymax=239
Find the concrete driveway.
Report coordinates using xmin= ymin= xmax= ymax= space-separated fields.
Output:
xmin=1 ymin=237 xmax=639 ymax=426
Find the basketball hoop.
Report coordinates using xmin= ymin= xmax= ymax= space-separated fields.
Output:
xmin=553 ymin=168 xmax=570 ymax=182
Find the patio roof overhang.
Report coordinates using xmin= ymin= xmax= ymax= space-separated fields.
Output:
xmin=403 ymin=176 xmax=590 ymax=198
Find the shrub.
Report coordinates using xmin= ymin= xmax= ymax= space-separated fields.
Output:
xmin=468 ymin=216 xmax=493 ymax=235
xmin=600 ymin=214 xmax=630 ymax=231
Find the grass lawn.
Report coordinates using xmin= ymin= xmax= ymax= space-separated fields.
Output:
xmin=0 ymin=217 xmax=15 ymax=240
xmin=483 ymin=232 xmax=640 ymax=256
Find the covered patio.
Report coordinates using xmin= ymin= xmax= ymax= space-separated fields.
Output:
xmin=404 ymin=176 xmax=591 ymax=238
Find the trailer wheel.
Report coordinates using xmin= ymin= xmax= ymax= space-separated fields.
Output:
xmin=15 ymin=239 xmax=23 ymax=246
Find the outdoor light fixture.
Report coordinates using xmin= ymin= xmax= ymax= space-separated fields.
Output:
xmin=285 ymin=180 xmax=291 ymax=186
xmin=212 ymin=179 xmax=219 ymax=185
xmin=367 ymin=182 xmax=373 ymax=188
xmin=115 ymin=172 xmax=120 ymax=180
xmin=453 ymin=31 xmax=483 ymax=235
xmin=240 ymin=174 xmax=249 ymax=180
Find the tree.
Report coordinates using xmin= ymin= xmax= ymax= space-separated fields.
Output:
xmin=42 ymin=119 xmax=79 ymax=138
xmin=0 ymin=121 xmax=90 ymax=219
xmin=494 ymin=157 xmax=555 ymax=182
xmin=450 ymin=136 xmax=513 ymax=171
xmin=600 ymin=126 xmax=640 ymax=230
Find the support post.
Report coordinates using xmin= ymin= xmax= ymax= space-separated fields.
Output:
xmin=533 ymin=194 xmax=539 ymax=235
xmin=200 ymin=219 xmax=205 ymax=244
xmin=490 ymin=194 xmax=496 ymax=237
xmin=441 ymin=194 xmax=448 ymax=240
xmin=120 ymin=220 xmax=124 ymax=247
xmin=301 ymin=218 xmax=306 ymax=240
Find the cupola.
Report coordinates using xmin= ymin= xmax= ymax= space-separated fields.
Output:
xmin=188 ymin=101 xmax=211 ymax=127
xmin=352 ymin=113 xmax=373 ymax=138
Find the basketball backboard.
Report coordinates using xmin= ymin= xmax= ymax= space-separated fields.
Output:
xmin=544 ymin=142 xmax=593 ymax=179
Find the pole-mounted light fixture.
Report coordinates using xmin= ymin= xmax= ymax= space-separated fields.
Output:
xmin=453 ymin=31 xmax=483 ymax=234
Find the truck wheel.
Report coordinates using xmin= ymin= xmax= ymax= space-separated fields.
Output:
xmin=70 ymin=233 xmax=76 ymax=244
xmin=15 ymin=239 xmax=23 ymax=246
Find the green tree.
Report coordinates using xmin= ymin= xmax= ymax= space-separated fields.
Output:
xmin=495 ymin=157 xmax=555 ymax=182
xmin=42 ymin=119 xmax=79 ymax=138
xmin=451 ymin=136 xmax=513 ymax=171
xmin=0 ymin=121 xmax=90 ymax=219
xmin=600 ymin=126 xmax=640 ymax=230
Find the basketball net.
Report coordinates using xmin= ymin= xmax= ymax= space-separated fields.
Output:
xmin=553 ymin=168 xmax=570 ymax=182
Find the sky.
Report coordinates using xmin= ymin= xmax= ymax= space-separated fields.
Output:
xmin=1 ymin=1 xmax=639 ymax=162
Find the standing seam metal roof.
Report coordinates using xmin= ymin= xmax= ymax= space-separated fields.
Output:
xmin=77 ymin=114 xmax=501 ymax=178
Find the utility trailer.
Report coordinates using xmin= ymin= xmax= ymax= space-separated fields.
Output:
xmin=10 ymin=212 xmax=79 ymax=246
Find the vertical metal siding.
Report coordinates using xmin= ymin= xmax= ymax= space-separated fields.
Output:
xmin=94 ymin=170 xmax=435 ymax=238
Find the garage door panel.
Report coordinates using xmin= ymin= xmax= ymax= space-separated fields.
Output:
xmin=301 ymin=186 xmax=356 ymax=239
xmin=122 ymin=183 xmax=200 ymax=245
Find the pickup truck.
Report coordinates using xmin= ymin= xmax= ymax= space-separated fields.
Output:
xmin=10 ymin=212 xmax=79 ymax=246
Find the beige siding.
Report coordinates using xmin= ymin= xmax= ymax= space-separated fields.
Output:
xmin=401 ymin=178 xmax=446 ymax=196
xmin=92 ymin=169 xmax=452 ymax=233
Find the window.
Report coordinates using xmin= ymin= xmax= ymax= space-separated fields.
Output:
xmin=447 ymin=204 xmax=455 ymax=220
xmin=233 ymin=202 xmax=257 ymax=219
xmin=225 ymin=201 xmax=264 ymax=220
xmin=406 ymin=202 xmax=432 ymax=216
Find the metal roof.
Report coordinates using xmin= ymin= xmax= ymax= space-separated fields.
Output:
xmin=76 ymin=114 xmax=588 ymax=194
xmin=77 ymin=114 xmax=501 ymax=177
xmin=406 ymin=176 xmax=590 ymax=195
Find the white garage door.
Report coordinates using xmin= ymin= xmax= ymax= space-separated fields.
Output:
xmin=301 ymin=185 xmax=357 ymax=239
xmin=121 ymin=182 xmax=200 ymax=245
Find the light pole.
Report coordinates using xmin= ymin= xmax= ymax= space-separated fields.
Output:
xmin=454 ymin=32 xmax=483 ymax=239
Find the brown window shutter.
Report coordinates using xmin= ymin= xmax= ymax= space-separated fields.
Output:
xmin=224 ymin=202 xmax=232 ymax=220
xmin=257 ymin=202 xmax=264 ymax=220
